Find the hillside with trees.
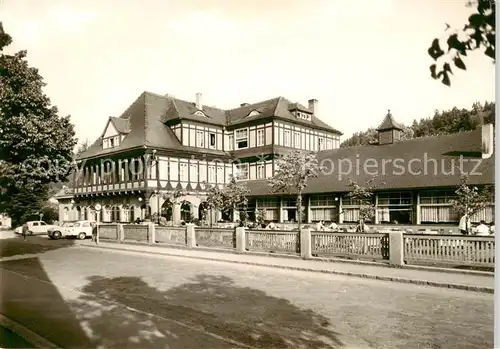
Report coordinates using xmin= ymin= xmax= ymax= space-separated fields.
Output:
xmin=340 ymin=101 xmax=494 ymax=148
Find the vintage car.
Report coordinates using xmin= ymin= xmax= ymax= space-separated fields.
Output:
xmin=20 ymin=221 xmax=59 ymax=235
xmin=47 ymin=220 xmax=95 ymax=240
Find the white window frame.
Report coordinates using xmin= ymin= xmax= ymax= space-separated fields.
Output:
xmin=318 ymin=137 xmax=325 ymax=150
xmin=196 ymin=131 xmax=204 ymax=147
xmin=228 ymin=134 xmax=234 ymax=151
xmin=209 ymin=133 xmax=216 ymax=148
xmin=284 ymin=130 xmax=290 ymax=147
xmin=236 ymin=163 xmax=249 ymax=180
xmin=326 ymin=138 xmax=333 ymax=149
xmin=189 ymin=164 xmax=198 ymax=182
xmin=179 ymin=163 xmax=188 ymax=181
xmin=235 ymin=128 xmax=249 ymax=149
xmin=294 ymin=132 xmax=301 ymax=148
xmin=256 ymin=129 xmax=265 ymax=147
xmin=256 ymin=164 xmax=265 ymax=179
xmin=208 ymin=166 xmax=215 ymax=183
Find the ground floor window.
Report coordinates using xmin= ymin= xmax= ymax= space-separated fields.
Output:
xmin=257 ymin=198 xmax=279 ymax=222
xmin=310 ymin=208 xmax=338 ymax=222
xmin=180 ymin=202 xmax=192 ymax=222
xmin=377 ymin=192 xmax=412 ymax=224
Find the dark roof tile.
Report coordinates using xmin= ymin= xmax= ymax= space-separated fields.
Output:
xmin=243 ymin=129 xmax=493 ymax=195
xmin=77 ymin=91 xmax=342 ymax=159
xmin=377 ymin=110 xmax=403 ymax=131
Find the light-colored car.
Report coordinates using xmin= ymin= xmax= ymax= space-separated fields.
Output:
xmin=47 ymin=220 xmax=95 ymax=240
xmin=23 ymin=221 xmax=59 ymax=235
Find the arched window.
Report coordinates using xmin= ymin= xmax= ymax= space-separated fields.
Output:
xmin=76 ymin=206 xmax=82 ymax=221
xmin=103 ymin=205 xmax=111 ymax=222
xmin=63 ymin=207 xmax=69 ymax=221
xmin=181 ymin=201 xmax=192 ymax=222
xmin=198 ymin=202 xmax=209 ymax=222
xmin=161 ymin=201 xmax=173 ymax=221
xmin=140 ymin=204 xmax=151 ymax=220
xmin=122 ymin=205 xmax=129 ymax=222
xmin=88 ymin=208 xmax=96 ymax=222
xmin=111 ymin=206 xmax=120 ymax=222
xmin=129 ymin=205 xmax=135 ymax=222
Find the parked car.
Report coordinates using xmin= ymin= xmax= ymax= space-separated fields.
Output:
xmin=48 ymin=221 xmax=95 ymax=240
xmin=22 ymin=221 xmax=59 ymax=235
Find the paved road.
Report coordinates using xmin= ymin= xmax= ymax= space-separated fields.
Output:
xmin=0 ymin=236 xmax=494 ymax=349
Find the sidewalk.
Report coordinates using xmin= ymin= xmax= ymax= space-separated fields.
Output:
xmin=78 ymin=240 xmax=494 ymax=293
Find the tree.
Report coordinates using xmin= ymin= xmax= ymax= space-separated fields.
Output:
xmin=255 ymin=208 xmax=266 ymax=227
xmin=75 ymin=139 xmax=90 ymax=158
xmin=450 ymin=174 xmax=492 ymax=229
xmin=429 ymin=0 xmax=495 ymax=86
xmin=345 ymin=178 xmax=378 ymax=232
xmin=341 ymin=101 xmax=495 ymax=147
xmin=204 ymin=182 xmax=225 ymax=226
xmin=204 ymin=178 xmax=250 ymax=226
xmin=0 ymin=23 xmax=76 ymax=223
xmin=224 ymin=177 xmax=250 ymax=223
xmin=268 ymin=150 xmax=323 ymax=231
xmin=4 ymin=185 xmax=50 ymax=227
xmin=340 ymin=125 xmax=414 ymax=148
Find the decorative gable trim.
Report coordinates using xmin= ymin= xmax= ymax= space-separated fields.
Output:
xmin=194 ymin=110 xmax=207 ymax=117
xmin=247 ymin=110 xmax=261 ymax=117
xmin=101 ymin=118 xmax=120 ymax=138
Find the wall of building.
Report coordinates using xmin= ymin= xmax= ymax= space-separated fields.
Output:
xmin=273 ymin=120 xmax=340 ymax=151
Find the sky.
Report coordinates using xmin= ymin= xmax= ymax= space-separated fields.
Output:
xmin=1 ymin=0 xmax=495 ymax=143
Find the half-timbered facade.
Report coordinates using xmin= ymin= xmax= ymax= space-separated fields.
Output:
xmin=57 ymin=91 xmax=494 ymax=227
xmin=58 ymin=91 xmax=342 ymax=224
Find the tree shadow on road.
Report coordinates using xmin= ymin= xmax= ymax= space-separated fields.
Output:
xmin=73 ymin=274 xmax=344 ymax=348
xmin=0 ymin=236 xmax=75 ymax=258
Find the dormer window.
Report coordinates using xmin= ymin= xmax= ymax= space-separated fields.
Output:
xmin=247 ymin=110 xmax=260 ymax=117
xmin=296 ymin=111 xmax=311 ymax=121
xmin=194 ymin=110 xmax=206 ymax=117
xmin=102 ymin=135 xmax=121 ymax=149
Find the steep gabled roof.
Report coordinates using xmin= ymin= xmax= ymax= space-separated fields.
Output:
xmin=243 ymin=128 xmax=493 ymax=195
xmin=377 ymin=110 xmax=403 ymax=131
xmin=227 ymin=97 xmax=342 ymax=134
xmin=77 ymin=91 xmax=342 ymax=159
xmin=110 ymin=117 xmax=130 ymax=134
xmin=77 ymin=92 xmax=228 ymax=160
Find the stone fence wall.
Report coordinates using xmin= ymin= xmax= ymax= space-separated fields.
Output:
xmin=97 ymin=224 xmax=495 ymax=268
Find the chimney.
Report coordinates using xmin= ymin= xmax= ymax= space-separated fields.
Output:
xmin=308 ymin=99 xmax=318 ymax=116
xmin=240 ymin=103 xmax=250 ymax=107
xmin=195 ymin=92 xmax=202 ymax=110
xmin=481 ymin=123 xmax=494 ymax=159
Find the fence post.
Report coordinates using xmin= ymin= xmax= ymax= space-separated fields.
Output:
xmin=148 ymin=222 xmax=156 ymax=244
xmin=300 ymin=229 xmax=312 ymax=259
xmin=186 ymin=224 xmax=196 ymax=248
xmin=389 ymin=232 xmax=404 ymax=266
xmin=117 ymin=224 xmax=124 ymax=242
xmin=118 ymin=224 xmax=125 ymax=242
xmin=235 ymin=227 xmax=246 ymax=252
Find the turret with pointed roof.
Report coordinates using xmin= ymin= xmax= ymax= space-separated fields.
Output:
xmin=377 ymin=110 xmax=403 ymax=145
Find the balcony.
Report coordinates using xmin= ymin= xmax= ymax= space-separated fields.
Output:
xmin=73 ymin=179 xmax=158 ymax=196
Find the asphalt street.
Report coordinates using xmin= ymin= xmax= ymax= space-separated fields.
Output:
xmin=0 ymin=235 xmax=494 ymax=349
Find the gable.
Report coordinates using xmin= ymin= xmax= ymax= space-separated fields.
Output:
xmin=194 ymin=110 xmax=207 ymax=117
xmin=247 ymin=110 xmax=261 ymax=117
xmin=103 ymin=120 xmax=120 ymax=138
